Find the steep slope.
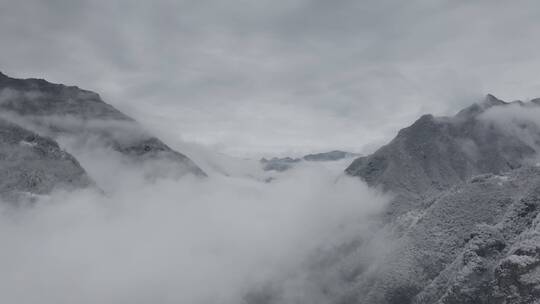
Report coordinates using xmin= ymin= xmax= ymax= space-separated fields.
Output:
xmin=346 ymin=95 xmax=539 ymax=218
xmin=336 ymin=96 xmax=540 ymax=304
xmin=0 ymin=117 xmax=92 ymax=201
xmin=241 ymin=96 xmax=540 ymax=304
xmin=343 ymin=167 xmax=540 ymax=304
xmin=0 ymin=71 xmax=206 ymax=177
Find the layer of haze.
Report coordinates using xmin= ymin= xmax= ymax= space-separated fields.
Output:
xmin=0 ymin=135 xmax=388 ymax=304
xmin=2 ymin=0 xmax=540 ymax=156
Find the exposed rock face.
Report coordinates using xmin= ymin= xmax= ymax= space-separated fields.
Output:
xmin=337 ymin=96 xmax=540 ymax=304
xmin=0 ymin=72 xmax=206 ymax=177
xmin=0 ymin=117 xmax=92 ymax=201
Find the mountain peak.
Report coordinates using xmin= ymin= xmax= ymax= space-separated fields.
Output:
xmin=484 ymin=93 xmax=505 ymax=105
xmin=0 ymin=71 xmax=207 ymax=179
xmin=346 ymin=95 xmax=538 ymax=217
xmin=343 ymin=95 xmax=540 ymax=304
xmin=455 ymin=94 xmax=507 ymax=118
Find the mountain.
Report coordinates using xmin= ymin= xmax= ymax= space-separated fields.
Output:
xmin=0 ymin=117 xmax=92 ymax=201
xmin=0 ymin=72 xmax=206 ymax=178
xmin=304 ymin=150 xmax=360 ymax=162
xmin=343 ymin=166 xmax=540 ymax=304
xmin=2 ymin=71 xmax=539 ymax=303
xmin=261 ymin=157 xmax=302 ymax=172
xmin=245 ymin=96 xmax=540 ymax=304
xmin=261 ymin=150 xmax=360 ymax=171
xmin=346 ymin=94 xmax=539 ymax=219
xmin=0 ymin=71 xmax=207 ymax=201
xmin=334 ymin=96 xmax=540 ymax=304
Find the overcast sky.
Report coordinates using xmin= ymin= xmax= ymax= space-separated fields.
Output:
xmin=1 ymin=0 xmax=540 ymax=156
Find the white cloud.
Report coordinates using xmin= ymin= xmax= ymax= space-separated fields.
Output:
xmin=3 ymin=0 xmax=540 ymax=155
xmin=479 ymin=102 xmax=540 ymax=157
xmin=0 ymin=140 xmax=388 ymax=304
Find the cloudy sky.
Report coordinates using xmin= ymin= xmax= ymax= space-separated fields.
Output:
xmin=1 ymin=0 xmax=540 ymax=156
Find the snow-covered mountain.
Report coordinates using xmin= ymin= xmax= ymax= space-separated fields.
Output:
xmin=244 ymin=95 xmax=540 ymax=304
xmin=336 ymin=95 xmax=540 ymax=304
xmin=0 ymin=117 xmax=92 ymax=201
xmin=0 ymin=72 xmax=206 ymax=200
xmin=347 ymin=94 xmax=539 ymax=219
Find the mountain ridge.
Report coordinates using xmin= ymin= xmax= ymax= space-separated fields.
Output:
xmin=0 ymin=71 xmax=206 ymax=179
xmin=0 ymin=116 xmax=93 ymax=201
xmin=333 ymin=95 xmax=540 ymax=304
xmin=245 ymin=95 xmax=540 ymax=304
xmin=2 ymin=72 xmax=540 ymax=303
xmin=346 ymin=94 xmax=540 ymax=218
xmin=261 ymin=150 xmax=360 ymax=171
xmin=0 ymin=71 xmax=207 ymax=201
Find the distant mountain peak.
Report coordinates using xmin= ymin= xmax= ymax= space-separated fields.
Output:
xmin=484 ymin=93 xmax=506 ymax=105
xmin=261 ymin=150 xmax=360 ymax=172
xmin=456 ymin=94 xmax=507 ymax=118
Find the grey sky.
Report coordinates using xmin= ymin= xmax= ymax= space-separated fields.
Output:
xmin=1 ymin=0 xmax=540 ymax=156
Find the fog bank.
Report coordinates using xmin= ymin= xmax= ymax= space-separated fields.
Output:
xmin=0 ymin=142 xmax=387 ymax=304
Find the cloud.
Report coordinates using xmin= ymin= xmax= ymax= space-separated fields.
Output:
xmin=3 ymin=2 xmax=540 ymax=302
xmin=2 ymin=0 xmax=540 ymax=156
xmin=0 ymin=137 xmax=388 ymax=304
xmin=479 ymin=102 xmax=540 ymax=159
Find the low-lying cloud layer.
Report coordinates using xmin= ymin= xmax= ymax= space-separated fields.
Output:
xmin=0 ymin=138 xmax=388 ymax=304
